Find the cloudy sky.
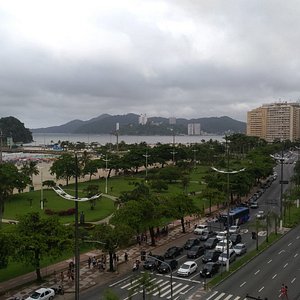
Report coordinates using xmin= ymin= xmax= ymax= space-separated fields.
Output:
xmin=1 ymin=0 xmax=300 ymax=128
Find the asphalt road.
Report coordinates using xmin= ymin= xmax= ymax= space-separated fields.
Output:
xmin=205 ymin=225 xmax=300 ymax=300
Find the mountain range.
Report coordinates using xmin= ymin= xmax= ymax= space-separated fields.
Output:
xmin=31 ymin=113 xmax=246 ymax=135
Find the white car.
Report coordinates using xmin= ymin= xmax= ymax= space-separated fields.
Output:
xmin=216 ymin=231 xmax=227 ymax=241
xmin=177 ymin=261 xmax=198 ymax=277
xmin=233 ymin=243 xmax=247 ymax=256
xmin=215 ymin=239 xmax=232 ymax=252
xmin=218 ymin=249 xmax=236 ymax=265
xmin=25 ymin=288 xmax=55 ymax=300
xmin=193 ymin=224 xmax=208 ymax=235
xmin=229 ymin=225 xmax=240 ymax=234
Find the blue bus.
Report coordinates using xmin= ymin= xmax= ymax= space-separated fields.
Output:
xmin=219 ymin=206 xmax=250 ymax=226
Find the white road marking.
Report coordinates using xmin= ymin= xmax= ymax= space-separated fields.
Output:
xmin=233 ymin=297 xmax=241 ymax=300
xmin=214 ymin=293 xmax=226 ymax=300
xmin=109 ymin=275 xmax=133 ymax=287
xmin=267 ymin=259 xmax=272 ymax=264
xmin=284 ymin=263 xmax=288 ymax=268
xmin=224 ymin=295 xmax=233 ymax=300
xmin=296 ymin=236 xmax=299 ymax=239
xmin=206 ymin=291 xmax=218 ymax=300
xmin=161 ymin=282 xmax=183 ymax=297
xmin=152 ymin=281 xmax=170 ymax=296
xmin=167 ymin=284 xmax=189 ymax=299
xmin=278 ymin=250 xmax=285 ymax=254
xmin=291 ymin=277 xmax=296 ymax=283
xmin=288 ymin=242 xmax=292 ymax=246
xmin=258 ymin=286 xmax=264 ymax=292
xmin=272 ymin=274 xmax=277 ymax=279
xmin=180 ymin=286 xmax=194 ymax=294
xmin=254 ymin=270 xmax=260 ymax=275
xmin=240 ymin=281 xmax=246 ymax=287
xmin=294 ymin=253 xmax=298 ymax=258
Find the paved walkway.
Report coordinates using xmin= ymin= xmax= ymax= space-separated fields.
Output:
xmin=0 ymin=215 xmax=205 ymax=300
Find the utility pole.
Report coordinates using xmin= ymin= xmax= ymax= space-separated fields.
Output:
xmin=0 ymin=130 xmax=3 ymax=164
xmin=143 ymin=150 xmax=150 ymax=180
xmin=103 ymin=154 xmax=110 ymax=194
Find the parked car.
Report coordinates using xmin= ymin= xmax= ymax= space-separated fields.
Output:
xmin=202 ymin=250 xmax=222 ymax=263
xmin=233 ymin=243 xmax=247 ymax=256
xmin=229 ymin=233 xmax=242 ymax=245
xmin=229 ymin=225 xmax=240 ymax=234
xmin=204 ymin=237 xmax=219 ymax=249
xmin=184 ymin=238 xmax=200 ymax=250
xmin=215 ymin=239 xmax=232 ymax=252
xmin=250 ymin=201 xmax=259 ymax=209
xmin=25 ymin=288 xmax=55 ymax=300
xmin=143 ymin=256 xmax=164 ymax=271
xmin=187 ymin=245 xmax=205 ymax=259
xmin=157 ymin=259 xmax=178 ymax=273
xmin=218 ymin=249 xmax=237 ymax=265
xmin=256 ymin=210 xmax=266 ymax=219
xmin=193 ymin=224 xmax=208 ymax=235
xmin=199 ymin=231 xmax=215 ymax=241
xmin=199 ymin=262 xmax=220 ymax=278
xmin=164 ymin=246 xmax=183 ymax=259
xmin=177 ymin=261 xmax=198 ymax=277
xmin=216 ymin=231 xmax=228 ymax=241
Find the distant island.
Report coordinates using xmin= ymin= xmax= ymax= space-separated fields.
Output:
xmin=31 ymin=113 xmax=246 ymax=136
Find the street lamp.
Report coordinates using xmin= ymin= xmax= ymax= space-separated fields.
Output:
xmin=52 ymin=155 xmax=101 ymax=300
xmin=38 ymin=167 xmax=44 ymax=210
xmin=147 ymin=255 xmax=173 ymax=300
xmin=192 ymin=149 xmax=198 ymax=168
xmin=211 ymin=137 xmax=245 ymax=273
xmin=143 ymin=150 xmax=150 ymax=179
xmin=103 ymin=154 xmax=110 ymax=194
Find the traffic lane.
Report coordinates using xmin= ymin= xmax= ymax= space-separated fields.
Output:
xmin=212 ymin=227 xmax=300 ymax=298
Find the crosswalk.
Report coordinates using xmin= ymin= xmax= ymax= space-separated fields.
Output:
xmin=205 ymin=291 xmax=248 ymax=300
xmin=116 ymin=276 xmax=195 ymax=299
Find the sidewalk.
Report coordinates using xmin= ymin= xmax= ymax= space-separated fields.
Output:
xmin=0 ymin=216 xmax=204 ymax=300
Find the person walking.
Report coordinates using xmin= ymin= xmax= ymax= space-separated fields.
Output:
xmin=124 ymin=252 xmax=128 ymax=263
xmin=60 ymin=271 xmax=64 ymax=283
xmin=88 ymin=256 xmax=92 ymax=268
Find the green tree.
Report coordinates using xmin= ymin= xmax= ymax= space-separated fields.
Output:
xmin=164 ymin=194 xmax=199 ymax=233
xmin=14 ymin=212 xmax=73 ymax=281
xmin=20 ymin=160 xmax=39 ymax=185
xmin=102 ymin=289 xmax=120 ymax=300
xmin=84 ymin=184 xmax=101 ymax=210
xmin=0 ymin=162 xmax=30 ymax=224
xmin=92 ymin=223 xmax=133 ymax=272
xmin=129 ymin=271 xmax=160 ymax=300
xmin=0 ymin=231 xmax=15 ymax=268
xmin=50 ymin=153 xmax=80 ymax=185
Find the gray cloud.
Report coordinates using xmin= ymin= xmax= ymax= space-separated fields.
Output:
xmin=1 ymin=0 xmax=300 ymax=128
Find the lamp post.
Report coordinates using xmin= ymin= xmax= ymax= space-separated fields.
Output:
xmin=143 ymin=150 xmax=150 ymax=180
xmin=38 ymin=167 xmax=44 ymax=210
xmin=148 ymin=255 xmax=173 ymax=299
xmin=192 ymin=149 xmax=198 ymax=168
xmin=103 ymin=154 xmax=110 ymax=194
xmin=52 ymin=155 xmax=101 ymax=300
xmin=0 ymin=130 xmax=3 ymax=164
xmin=211 ymin=138 xmax=245 ymax=272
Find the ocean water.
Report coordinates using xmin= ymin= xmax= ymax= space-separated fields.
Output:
xmin=30 ymin=133 xmax=224 ymax=146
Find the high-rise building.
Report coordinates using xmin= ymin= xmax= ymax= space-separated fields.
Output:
xmin=247 ymin=102 xmax=300 ymax=142
xmin=188 ymin=123 xmax=201 ymax=135
xmin=138 ymin=114 xmax=147 ymax=125
xmin=169 ymin=117 xmax=176 ymax=125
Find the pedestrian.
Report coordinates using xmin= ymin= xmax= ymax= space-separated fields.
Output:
xmin=60 ymin=271 xmax=64 ymax=283
xmin=280 ymin=284 xmax=287 ymax=299
xmin=71 ymin=269 xmax=74 ymax=281
xmin=113 ymin=253 xmax=117 ymax=261
xmin=284 ymin=285 xmax=289 ymax=299
xmin=124 ymin=252 xmax=128 ymax=262
xmin=67 ymin=269 xmax=72 ymax=281
xmin=88 ymin=257 xmax=92 ymax=268
xmin=92 ymin=256 xmax=97 ymax=268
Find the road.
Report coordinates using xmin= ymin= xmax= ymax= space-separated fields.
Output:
xmin=205 ymin=225 xmax=300 ymax=300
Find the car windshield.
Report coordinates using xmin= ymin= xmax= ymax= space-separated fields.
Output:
xmin=218 ymin=241 xmax=226 ymax=246
xmin=234 ymin=245 xmax=243 ymax=250
xmin=30 ymin=292 xmax=41 ymax=299
xmin=219 ymin=253 xmax=228 ymax=258
xmin=181 ymin=264 xmax=190 ymax=269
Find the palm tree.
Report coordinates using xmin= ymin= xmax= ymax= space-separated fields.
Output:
xmin=128 ymin=271 xmax=160 ymax=300
xmin=21 ymin=161 xmax=39 ymax=185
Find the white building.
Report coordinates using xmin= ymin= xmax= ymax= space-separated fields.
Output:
xmin=138 ymin=114 xmax=148 ymax=125
xmin=188 ymin=123 xmax=201 ymax=135
xmin=169 ymin=117 xmax=176 ymax=125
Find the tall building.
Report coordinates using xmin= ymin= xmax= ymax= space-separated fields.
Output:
xmin=188 ymin=123 xmax=201 ymax=135
xmin=138 ymin=114 xmax=147 ymax=125
xmin=169 ymin=117 xmax=176 ymax=125
xmin=247 ymin=102 xmax=300 ymax=142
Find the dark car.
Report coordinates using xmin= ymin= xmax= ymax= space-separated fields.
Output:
xmin=204 ymin=237 xmax=218 ymax=249
xmin=229 ymin=233 xmax=242 ymax=245
xmin=199 ymin=262 xmax=220 ymax=278
xmin=202 ymin=250 xmax=222 ymax=263
xmin=157 ymin=259 xmax=178 ymax=273
xmin=187 ymin=245 xmax=205 ymax=259
xmin=164 ymin=246 xmax=183 ymax=259
xmin=199 ymin=231 xmax=215 ymax=241
xmin=184 ymin=238 xmax=200 ymax=250
xmin=143 ymin=255 xmax=164 ymax=271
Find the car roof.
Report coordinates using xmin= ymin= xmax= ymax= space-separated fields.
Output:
xmin=183 ymin=261 xmax=196 ymax=265
xmin=35 ymin=288 xmax=50 ymax=293
xmin=234 ymin=243 xmax=245 ymax=247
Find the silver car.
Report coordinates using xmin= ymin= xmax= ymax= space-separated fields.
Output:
xmin=233 ymin=243 xmax=247 ymax=256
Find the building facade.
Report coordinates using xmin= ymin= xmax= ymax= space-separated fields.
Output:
xmin=247 ymin=102 xmax=300 ymax=142
xmin=138 ymin=114 xmax=148 ymax=125
xmin=188 ymin=123 xmax=201 ymax=135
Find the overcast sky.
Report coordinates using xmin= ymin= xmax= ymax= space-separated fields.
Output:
xmin=1 ymin=0 xmax=300 ymax=129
